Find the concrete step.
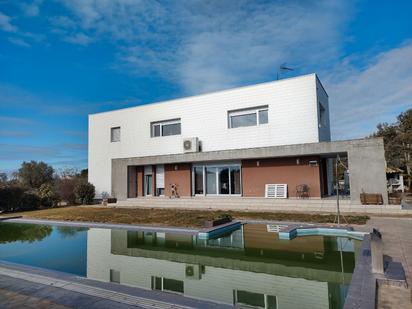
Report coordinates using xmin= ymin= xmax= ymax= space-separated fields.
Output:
xmin=109 ymin=197 xmax=410 ymax=215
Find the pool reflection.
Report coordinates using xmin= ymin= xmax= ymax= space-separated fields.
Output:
xmin=87 ymin=224 xmax=360 ymax=309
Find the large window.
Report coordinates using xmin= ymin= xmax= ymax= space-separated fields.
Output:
xmin=192 ymin=163 xmax=241 ymax=196
xmin=151 ymin=276 xmax=184 ymax=294
xmin=319 ymin=103 xmax=326 ymax=127
xmin=194 ymin=166 xmax=204 ymax=194
xmin=151 ymin=119 xmax=181 ymax=137
xmin=228 ymin=106 xmax=268 ymax=128
xmin=111 ymin=127 xmax=121 ymax=142
xmin=235 ymin=290 xmax=277 ymax=309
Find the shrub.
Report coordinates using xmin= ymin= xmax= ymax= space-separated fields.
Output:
xmin=74 ymin=181 xmax=95 ymax=205
xmin=38 ymin=183 xmax=60 ymax=208
xmin=0 ymin=186 xmax=25 ymax=212
xmin=18 ymin=192 xmax=41 ymax=211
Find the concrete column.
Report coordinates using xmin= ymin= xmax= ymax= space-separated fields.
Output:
xmin=347 ymin=139 xmax=388 ymax=204
xmin=111 ymin=159 xmax=128 ymax=200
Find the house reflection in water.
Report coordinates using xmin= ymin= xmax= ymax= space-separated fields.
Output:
xmin=87 ymin=224 xmax=360 ymax=309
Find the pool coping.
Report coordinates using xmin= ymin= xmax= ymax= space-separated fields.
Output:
xmin=3 ymin=218 xmax=200 ymax=234
xmin=0 ymin=260 xmax=231 ymax=309
xmin=343 ymin=234 xmax=376 ymax=309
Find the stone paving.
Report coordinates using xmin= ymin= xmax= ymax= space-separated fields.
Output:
xmin=360 ymin=217 xmax=412 ymax=308
xmin=0 ymin=276 xmax=143 ymax=309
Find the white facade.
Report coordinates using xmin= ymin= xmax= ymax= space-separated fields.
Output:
xmin=89 ymin=73 xmax=330 ymax=196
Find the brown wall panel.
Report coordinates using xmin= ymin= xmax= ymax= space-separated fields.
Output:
xmin=242 ymin=156 xmax=321 ymax=198
xmin=136 ymin=166 xmax=144 ymax=197
xmin=164 ymin=163 xmax=192 ymax=197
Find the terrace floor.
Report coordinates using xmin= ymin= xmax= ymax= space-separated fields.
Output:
xmin=360 ymin=217 xmax=412 ymax=308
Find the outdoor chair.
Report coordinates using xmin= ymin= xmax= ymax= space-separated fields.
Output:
xmin=296 ymin=184 xmax=310 ymax=199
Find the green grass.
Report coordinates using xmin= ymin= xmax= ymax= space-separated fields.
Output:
xmin=1 ymin=206 xmax=370 ymax=227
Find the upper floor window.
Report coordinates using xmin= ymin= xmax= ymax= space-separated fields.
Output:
xmin=151 ymin=119 xmax=181 ymax=137
xmin=228 ymin=106 xmax=268 ymax=128
xmin=319 ymin=103 xmax=326 ymax=127
xmin=111 ymin=127 xmax=120 ymax=142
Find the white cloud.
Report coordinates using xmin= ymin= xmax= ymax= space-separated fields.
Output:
xmin=8 ymin=37 xmax=31 ymax=47
xmin=63 ymin=32 xmax=94 ymax=46
xmin=324 ymin=41 xmax=412 ymax=139
xmin=0 ymin=11 xmax=17 ymax=32
xmin=54 ymin=1 xmax=353 ymax=94
xmin=20 ymin=0 xmax=43 ymax=17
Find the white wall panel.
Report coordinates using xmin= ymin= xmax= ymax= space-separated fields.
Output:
xmin=89 ymin=74 xmax=329 ymax=195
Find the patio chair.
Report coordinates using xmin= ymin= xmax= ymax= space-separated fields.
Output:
xmin=296 ymin=184 xmax=310 ymax=199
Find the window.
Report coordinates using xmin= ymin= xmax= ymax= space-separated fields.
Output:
xmin=151 ymin=276 xmax=184 ymax=294
xmin=234 ymin=290 xmax=277 ymax=309
xmin=194 ymin=166 xmax=204 ymax=194
xmin=151 ymin=119 xmax=181 ymax=137
xmin=192 ymin=163 xmax=241 ymax=196
xmin=111 ymin=127 xmax=120 ymax=142
xmin=319 ymin=103 xmax=326 ymax=126
xmin=259 ymin=109 xmax=268 ymax=124
xmin=228 ymin=106 xmax=268 ymax=128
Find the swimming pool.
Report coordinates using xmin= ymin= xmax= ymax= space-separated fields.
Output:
xmin=0 ymin=221 xmax=361 ymax=309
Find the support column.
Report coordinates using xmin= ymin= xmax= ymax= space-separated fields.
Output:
xmin=347 ymin=139 xmax=388 ymax=204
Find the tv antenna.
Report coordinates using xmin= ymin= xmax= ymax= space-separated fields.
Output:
xmin=277 ymin=63 xmax=294 ymax=80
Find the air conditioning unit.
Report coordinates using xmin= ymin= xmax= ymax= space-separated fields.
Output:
xmin=183 ymin=137 xmax=199 ymax=153
xmin=185 ymin=264 xmax=202 ymax=280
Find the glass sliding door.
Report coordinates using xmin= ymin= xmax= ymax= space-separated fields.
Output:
xmin=230 ymin=166 xmax=241 ymax=195
xmin=219 ymin=167 xmax=230 ymax=194
xmin=194 ymin=167 xmax=204 ymax=195
xmin=145 ymin=175 xmax=153 ymax=196
xmin=206 ymin=167 xmax=217 ymax=194
xmin=193 ymin=164 xmax=241 ymax=196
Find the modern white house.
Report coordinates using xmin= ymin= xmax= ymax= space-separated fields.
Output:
xmin=88 ymin=73 xmax=388 ymax=204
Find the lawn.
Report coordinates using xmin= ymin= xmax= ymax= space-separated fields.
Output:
xmin=1 ymin=206 xmax=370 ymax=227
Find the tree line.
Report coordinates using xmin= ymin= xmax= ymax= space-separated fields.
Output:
xmin=371 ymin=108 xmax=412 ymax=188
xmin=0 ymin=161 xmax=95 ymax=213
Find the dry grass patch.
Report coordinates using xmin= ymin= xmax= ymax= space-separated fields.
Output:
xmin=2 ymin=206 xmax=370 ymax=227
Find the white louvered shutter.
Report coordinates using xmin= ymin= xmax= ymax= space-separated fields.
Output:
xmin=265 ymin=184 xmax=288 ymax=198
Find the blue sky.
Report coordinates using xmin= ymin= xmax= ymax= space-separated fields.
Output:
xmin=0 ymin=0 xmax=411 ymax=174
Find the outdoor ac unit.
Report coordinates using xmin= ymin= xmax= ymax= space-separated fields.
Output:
xmin=183 ymin=137 xmax=199 ymax=153
xmin=185 ymin=264 xmax=201 ymax=280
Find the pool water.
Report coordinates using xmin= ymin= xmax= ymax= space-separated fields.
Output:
xmin=0 ymin=222 xmax=361 ymax=309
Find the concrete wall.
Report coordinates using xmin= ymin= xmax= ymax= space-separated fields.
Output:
xmin=242 ymin=156 xmax=322 ymax=198
xmin=90 ymin=74 xmax=325 ymax=196
xmin=111 ymin=138 xmax=388 ymax=204
xmin=347 ymin=139 xmax=388 ymax=204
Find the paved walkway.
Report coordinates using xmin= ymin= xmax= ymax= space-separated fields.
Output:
xmin=361 ymin=217 xmax=412 ymax=308
xmin=0 ymin=276 xmax=140 ymax=309
xmin=0 ymin=262 xmax=228 ymax=309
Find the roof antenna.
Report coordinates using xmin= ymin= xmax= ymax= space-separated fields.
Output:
xmin=277 ymin=63 xmax=294 ymax=80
